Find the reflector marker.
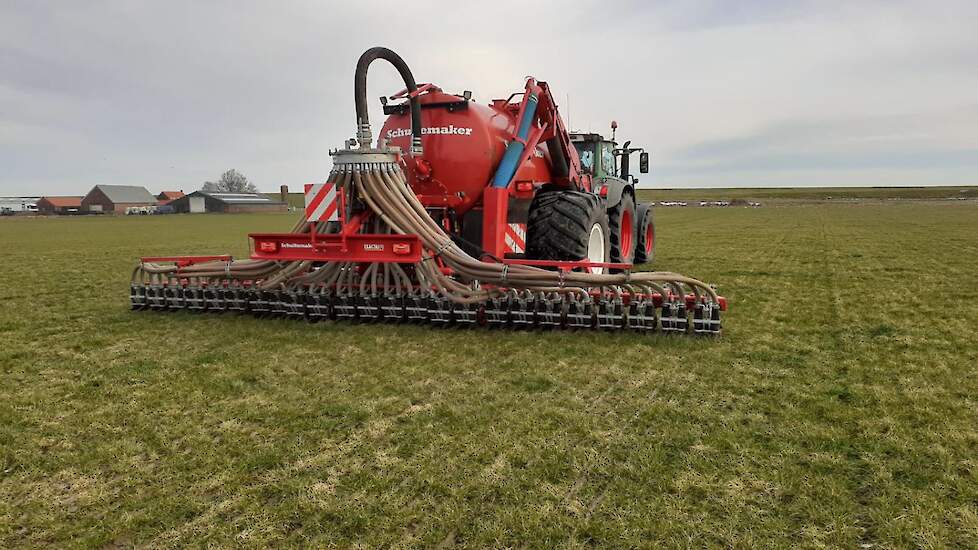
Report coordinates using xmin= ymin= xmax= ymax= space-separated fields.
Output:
xmin=305 ymin=183 xmax=339 ymax=222
xmin=504 ymin=223 xmax=526 ymax=254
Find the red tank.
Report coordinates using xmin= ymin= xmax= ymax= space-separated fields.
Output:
xmin=379 ymin=87 xmax=552 ymax=215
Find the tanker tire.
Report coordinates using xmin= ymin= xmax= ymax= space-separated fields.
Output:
xmin=526 ymin=191 xmax=610 ymax=269
xmin=607 ymin=192 xmax=636 ymax=265
xmin=634 ymin=202 xmax=656 ymax=265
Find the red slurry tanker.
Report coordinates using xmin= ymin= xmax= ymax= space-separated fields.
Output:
xmin=131 ymin=47 xmax=726 ymax=333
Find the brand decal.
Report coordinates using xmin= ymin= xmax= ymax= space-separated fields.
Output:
xmin=282 ymin=243 xmax=313 ymax=249
xmin=363 ymin=243 xmax=385 ymax=251
xmin=386 ymin=125 xmax=473 ymax=139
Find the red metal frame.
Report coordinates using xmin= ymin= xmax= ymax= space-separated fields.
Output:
xmin=390 ymin=83 xmax=437 ymax=100
xmin=499 ymin=258 xmax=632 ymax=272
xmin=140 ymin=255 xmax=231 ymax=267
xmin=250 ymin=232 xmax=422 ymax=263
xmin=533 ymin=80 xmax=591 ymax=192
xmin=478 ymin=78 xmax=598 ymax=261
xmin=481 ymin=188 xmax=509 ymax=259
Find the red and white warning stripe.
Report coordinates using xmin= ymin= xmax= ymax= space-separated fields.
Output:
xmin=504 ymin=223 xmax=526 ymax=254
xmin=304 ymin=183 xmax=339 ymax=222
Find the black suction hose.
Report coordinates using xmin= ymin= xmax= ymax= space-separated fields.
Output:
xmin=354 ymin=47 xmax=422 ymax=153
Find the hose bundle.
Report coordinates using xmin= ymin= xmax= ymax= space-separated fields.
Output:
xmin=133 ymin=154 xmax=718 ymax=310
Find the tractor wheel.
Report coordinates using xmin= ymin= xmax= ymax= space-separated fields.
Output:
xmin=634 ymin=202 xmax=656 ymax=264
xmin=526 ymin=191 xmax=611 ymax=274
xmin=607 ymin=192 xmax=636 ymax=264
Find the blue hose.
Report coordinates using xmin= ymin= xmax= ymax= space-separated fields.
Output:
xmin=491 ymin=93 xmax=539 ymax=188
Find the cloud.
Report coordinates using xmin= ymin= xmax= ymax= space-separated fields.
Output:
xmin=1 ymin=0 xmax=976 ymax=195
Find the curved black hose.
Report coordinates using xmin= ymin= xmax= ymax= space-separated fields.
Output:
xmin=354 ymin=47 xmax=422 ymax=151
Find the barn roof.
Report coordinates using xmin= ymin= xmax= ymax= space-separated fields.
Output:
xmin=157 ymin=191 xmax=185 ymax=200
xmin=88 ymin=185 xmax=156 ymax=204
xmin=196 ymin=191 xmax=284 ymax=205
xmin=39 ymin=196 xmax=82 ymax=207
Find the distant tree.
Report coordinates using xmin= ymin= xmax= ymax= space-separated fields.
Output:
xmin=202 ymin=169 xmax=257 ymax=193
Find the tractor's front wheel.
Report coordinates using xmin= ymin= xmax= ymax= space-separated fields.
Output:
xmin=607 ymin=192 xmax=637 ymax=264
xmin=526 ymin=191 xmax=611 ymax=274
xmin=634 ymin=202 xmax=656 ymax=264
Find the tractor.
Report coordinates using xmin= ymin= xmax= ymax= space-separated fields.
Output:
xmin=131 ymin=47 xmax=725 ymax=334
xmin=569 ymin=130 xmax=655 ymax=266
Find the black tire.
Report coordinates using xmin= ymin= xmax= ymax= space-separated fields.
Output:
xmin=634 ymin=202 xmax=656 ymax=265
xmin=607 ymin=192 xmax=636 ymax=264
xmin=526 ymin=191 xmax=610 ymax=269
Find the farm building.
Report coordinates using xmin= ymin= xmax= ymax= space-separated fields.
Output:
xmin=37 ymin=196 xmax=82 ymax=214
xmin=169 ymin=191 xmax=288 ymax=213
xmin=81 ymin=185 xmax=156 ymax=213
xmin=0 ymin=197 xmax=40 ymax=213
xmin=156 ymin=191 xmax=185 ymax=204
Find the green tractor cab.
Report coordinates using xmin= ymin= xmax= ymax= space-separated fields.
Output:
xmin=569 ymin=127 xmax=654 ymax=264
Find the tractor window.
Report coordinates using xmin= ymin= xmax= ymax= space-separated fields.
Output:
xmin=600 ymin=144 xmax=617 ymax=178
xmin=574 ymin=142 xmax=595 ymax=174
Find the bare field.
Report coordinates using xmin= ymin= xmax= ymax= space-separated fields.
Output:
xmin=2 ymin=201 xmax=978 ymax=547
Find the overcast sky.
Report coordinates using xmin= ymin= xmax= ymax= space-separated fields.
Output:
xmin=2 ymin=0 xmax=977 ymax=196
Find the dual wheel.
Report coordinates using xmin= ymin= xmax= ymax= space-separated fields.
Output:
xmin=526 ymin=190 xmax=655 ymax=273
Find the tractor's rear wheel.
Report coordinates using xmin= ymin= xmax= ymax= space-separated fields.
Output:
xmin=527 ymin=191 xmax=611 ymax=273
xmin=634 ymin=202 xmax=656 ymax=264
xmin=607 ymin=192 xmax=636 ymax=264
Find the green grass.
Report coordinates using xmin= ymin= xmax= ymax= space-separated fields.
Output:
xmin=1 ymin=203 xmax=978 ymax=547
xmin=274 ymin=185 xmax=978 ymax=209
xmin=635 ymin=185 xmax=978 ymax=202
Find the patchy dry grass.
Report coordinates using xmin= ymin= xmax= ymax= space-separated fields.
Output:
xmin=1 ymin=203 xmax=977 ymax=547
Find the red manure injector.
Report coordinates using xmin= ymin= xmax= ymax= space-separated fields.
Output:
xmin=131 ymin=47 xmax=726 ymax=334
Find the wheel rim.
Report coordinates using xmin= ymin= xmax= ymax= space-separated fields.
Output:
xmin=620 ymin=208 xmax=633 ymax=260
xmin=645 ymin=221 xmax=654 ymax=254
xmin=587 ymin=223 xmax=606 ymax=274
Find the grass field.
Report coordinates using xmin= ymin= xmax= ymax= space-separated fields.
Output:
xmin=636 ymin=185 xmax=978 ymax=202
xmin=273 ymin=186 xmax=978 ymax=209
xmin=2 ymin=201 xmax=978 ymax=547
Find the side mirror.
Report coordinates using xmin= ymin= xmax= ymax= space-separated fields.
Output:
xmin=639 ymin=151 xmax=650 ymax=174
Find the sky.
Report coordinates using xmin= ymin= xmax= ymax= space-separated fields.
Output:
xmin=2 ymin=0 xmax=977 ymax=196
